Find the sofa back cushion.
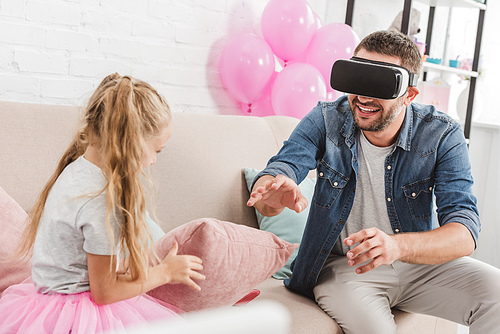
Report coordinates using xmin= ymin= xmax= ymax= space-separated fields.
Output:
xmin=150 ymin=113 xmax=300 ymax=231
xmin=0 ymin=101 xmax=299 ymax=232
xmin=0 ymin=101 xmax=80 ymax=212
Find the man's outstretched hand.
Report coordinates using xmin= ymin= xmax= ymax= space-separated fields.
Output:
xmin=247 ymin=174 xmax=308 ymax=217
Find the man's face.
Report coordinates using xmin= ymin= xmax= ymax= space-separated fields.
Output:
xmin=347 ymin=50 xmax=407 ymax=132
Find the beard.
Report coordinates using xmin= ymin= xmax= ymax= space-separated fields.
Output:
xmin=349 ymin=96 xmax=405 ymax=132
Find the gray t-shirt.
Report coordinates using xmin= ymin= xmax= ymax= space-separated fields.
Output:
xmin=333 ymin=131 xmax=395 ymax=256
xmin=32 ymin=156 xmax=121 ymax=294
xmin=32 ymin=156 xmax=165 ymax=294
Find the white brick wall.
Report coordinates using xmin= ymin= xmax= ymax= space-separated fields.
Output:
xmin=0 ymin=0 xmax=496 ymax=122
xmin=0 ymin=0 xmax=282 ymax=112
xmin=0 ymin=21 xmax=46 ymax=46
xmin=0 ymin=0 xmax=350 ymax=114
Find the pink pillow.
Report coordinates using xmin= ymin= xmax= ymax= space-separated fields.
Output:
xmin=0 ymin=187 xmax=31 ymax=295
xmin=147 ymin=218 xmax=297 ymax=312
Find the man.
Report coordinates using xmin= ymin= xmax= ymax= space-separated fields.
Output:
xmin=247 ymin=30 xmax=500 ymax=333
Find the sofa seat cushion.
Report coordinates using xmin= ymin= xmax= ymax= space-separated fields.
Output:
xmin=256 ymin=277 xmax=342 ymax=333
xmin=256 ymin=277 xmax=458 ymax=333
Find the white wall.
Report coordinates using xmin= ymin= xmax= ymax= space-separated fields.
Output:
xmin=2 ymin=0 xmax=496 ymax=122
xmin=0 ymin=0 xmax=273 ymax=114
xmin=469 ymin=123 xmax=500 ymax=269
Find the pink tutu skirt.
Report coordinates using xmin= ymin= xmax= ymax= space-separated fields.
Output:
xmin=0 ymin=282 xmax=183 ymax=333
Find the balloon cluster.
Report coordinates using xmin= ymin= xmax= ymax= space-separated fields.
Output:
xmin=220 ymin=0 xmax=360 ymax=119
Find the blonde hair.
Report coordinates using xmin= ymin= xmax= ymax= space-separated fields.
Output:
xmin=17 ymin=73 xmax=172 ymax=283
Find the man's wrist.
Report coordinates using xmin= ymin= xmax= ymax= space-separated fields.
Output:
xmin=392 ymin=233 xmax=410 ymax=262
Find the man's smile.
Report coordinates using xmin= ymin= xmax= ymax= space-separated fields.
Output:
xmin=356 ymin=103 xmax=381 ymax=117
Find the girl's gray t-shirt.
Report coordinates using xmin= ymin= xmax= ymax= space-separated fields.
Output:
xmin=32 ymin=156 xmax=165 ymax=294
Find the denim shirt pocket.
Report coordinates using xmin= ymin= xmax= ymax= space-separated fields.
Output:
xmin=314 ymin=160 xmax=348 ymax=209
xmin=403 ymin=178 xmax=434 ymax=219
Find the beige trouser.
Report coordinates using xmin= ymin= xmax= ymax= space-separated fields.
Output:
xmin=313 ymin=254 xmax=500 ymax=334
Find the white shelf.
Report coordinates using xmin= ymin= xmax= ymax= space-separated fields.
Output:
xmin=415 ymin=0 xmax=486 ymax=10
xmin=422 ymin=62 xmax=479 ymax=78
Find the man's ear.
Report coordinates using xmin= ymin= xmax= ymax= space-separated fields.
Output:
xmin=404 ymin=86 xmax=419 ymax=106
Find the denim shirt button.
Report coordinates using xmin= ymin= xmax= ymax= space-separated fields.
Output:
xmin=387 ymin=198 xmax=392 ymax=202
xmin=395 ymin=229 xmax=400 ymax=233
xmin=319 ymin=172 xmax=324 ymax=177
xmin=412 ymin=192 xmax=416 ymax=197
xmin=387 ymin=165 xmax=392 ymax=170
xmin=339 ymin=220 xmax=344 ymax=225
xmin=333 ymin=182 xmax=338 ymax=186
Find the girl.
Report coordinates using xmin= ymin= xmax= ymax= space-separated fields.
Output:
xmin=0 ymin=73 xmax=205 ymax=333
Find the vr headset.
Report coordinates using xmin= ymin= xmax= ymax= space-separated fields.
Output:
xmin=330 ymin=57 xmax=418 ymax=100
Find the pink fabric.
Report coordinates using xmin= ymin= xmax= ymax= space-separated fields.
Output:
xmin=148 ymin=218 xmax=297 ymax=312
xmin=0 ymin=282 xmax=183 ymax=333
xmin=0 ymin=186 xmax=31 ymax=294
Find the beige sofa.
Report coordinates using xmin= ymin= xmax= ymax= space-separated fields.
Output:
xmin=0 ymin=101 xmax=458 ymax=333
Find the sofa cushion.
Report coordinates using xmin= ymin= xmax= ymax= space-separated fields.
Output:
xmin=147 ymin=218 xmax=297 ymax=312
xmin=243 ymin=168 xmax=315 ymax=279
xmin=148 ymin=113 xmax=301 ymax=233
xmin=257 ymin=278 xmax=342 ymax=333
xmin=0 ymin=187 xmax=31 ymax=295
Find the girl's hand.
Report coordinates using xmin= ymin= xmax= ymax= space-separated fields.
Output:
xmin=161 ymin=241 xmax=205 ymax=291
xmin=88 ymin=242 xmax=204 ymax=305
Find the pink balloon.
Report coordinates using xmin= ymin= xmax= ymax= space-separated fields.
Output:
xmin=261 ymin=0 xmax=317 ymax=62
xmin=304 ymin=23 xmax=360 ymax=91
xmin=240 ymin=72 xmax=277 ymax=117
xmin=239 ymin=97 xmax=276 ymax=117
xmin=220 ymin=34 xmax=275 ymax=104
xmin=314 ymin=12 xmax=323 ymax=30
xmin=271 ymin=63 xmax=327 ymax=119
xmin=326 ymin=90 xmax=343 ymax=102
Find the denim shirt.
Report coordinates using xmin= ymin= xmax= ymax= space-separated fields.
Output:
xmin=254 ymin=96 xmax=480 ymax=300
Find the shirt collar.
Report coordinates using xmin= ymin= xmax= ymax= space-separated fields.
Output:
xmin=396 ymin=104 xmax=413 ymax=151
